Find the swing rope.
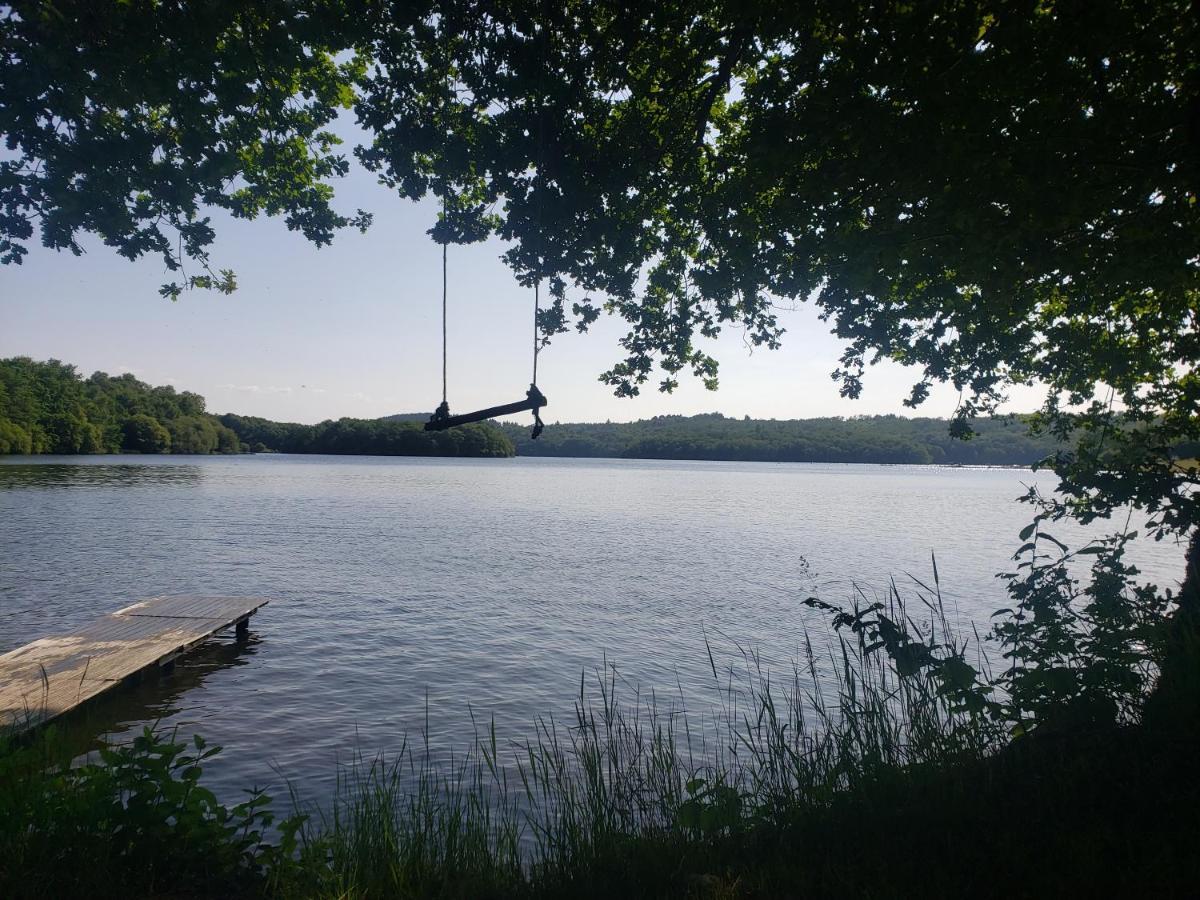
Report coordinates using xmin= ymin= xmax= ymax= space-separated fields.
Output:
xmin=430 ymin=195 xmax=451 ymax=424
xmin=433 ymin=79 xmax=450 ymax=423
xmin=527 ymin=28 xmax=549 ymax=439
xmin=426 ymin=204 xmax=548 ymax=436
xmin=530 ymin=278 xmax=544 ymax=438
xmin=532 ymin=279 xmax=540 ymax=388
xmin=424 ymin=46 xmax=548 ymax=438
xmin=441 ymin=210 xmax=448 ymax=408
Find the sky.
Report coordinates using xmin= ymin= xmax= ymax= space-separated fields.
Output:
xmin=1 ymin=126 xmax=1043 ymax=426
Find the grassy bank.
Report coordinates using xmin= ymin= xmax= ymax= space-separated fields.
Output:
xmin=4 ymin=590 xmax=1197 ymax=898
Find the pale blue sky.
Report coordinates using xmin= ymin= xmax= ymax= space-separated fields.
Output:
xmin=0 ymin=125 xmax=1042 ymax=426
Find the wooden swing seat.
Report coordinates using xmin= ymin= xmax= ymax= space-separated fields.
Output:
xmin=424 ymin=385 xmax=547 ymax=432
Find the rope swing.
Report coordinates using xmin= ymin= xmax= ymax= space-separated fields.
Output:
xmin=423 ymin=223 xmax=548 ymax=439
xmin=424 ymin=39 xmax=550 ymax=440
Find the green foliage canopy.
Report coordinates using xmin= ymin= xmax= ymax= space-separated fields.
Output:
xmin=348 ymin=0 xmax=1200 ymax=537
xmin=0 ymin=1 xmax=370 ymax=297
xmin=124 ymin=414 xmax=172 ymax=454
xmin=0 ymin=357 xmax=238 ymax=454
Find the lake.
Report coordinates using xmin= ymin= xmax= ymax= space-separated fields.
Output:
xmin=0 ymin=455 xmax=1187 ymax=804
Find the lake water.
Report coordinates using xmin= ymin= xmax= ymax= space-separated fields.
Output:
xmin=0 ymin=455 xmax=1187 ymax=804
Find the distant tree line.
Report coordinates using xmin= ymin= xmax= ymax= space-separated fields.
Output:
xmin=219 ymin=414 xmax=513 ymax=458
xmin=500 ymin=413 xmax=1068 ymax=466
xmin=11 ymin=356 xmax=1187 ymax=466
xmin=0 ymin=358 xmax=513 ymax=458
xmin=0 ymin=357 xmax=239 ymax=454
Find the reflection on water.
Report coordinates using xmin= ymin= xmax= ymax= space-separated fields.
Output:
xmin=0 ymin=461 xmax=205 ymax=488
xmin=89 ymin=632 xmax=260 ymax=729
xmin=16 ymin=632 xmax=262 ymax=759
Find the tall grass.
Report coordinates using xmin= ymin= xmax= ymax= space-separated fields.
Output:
xmin=274 ymin=580 xmax=1007 ymax=897
xmin=3 ymin=550 xmax=1195 ymax=898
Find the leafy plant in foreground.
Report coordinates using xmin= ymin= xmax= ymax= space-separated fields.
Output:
xmin=995 ymin=515 xmax=1174 ymax=734
xmin=806 ymin=516 xmax=1177 ymax=740
xmin=0 ymin=727 xmax=302 ymax=899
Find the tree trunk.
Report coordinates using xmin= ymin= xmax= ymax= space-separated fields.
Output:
xmin=1145 ymin=528 xmax=1200 ymax=730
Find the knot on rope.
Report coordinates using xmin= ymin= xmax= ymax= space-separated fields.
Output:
xmin=428 ymin=400 xmax=451 ymax=428
xmin=528 ymin=384 xmax=546 ymax=440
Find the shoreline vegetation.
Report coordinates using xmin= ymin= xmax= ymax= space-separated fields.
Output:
xmin=4 ymin=356 xmax=1199 ymax=897
xmin=0 ymin=358 xmax=514 ymax=459
xmin=12 ymin=356 xmax=1200 ymax=469
xmin=0 ymin=355 xmax=1080 ymax=467
xmin=497 ymin=414 xmax=1061 ymax=466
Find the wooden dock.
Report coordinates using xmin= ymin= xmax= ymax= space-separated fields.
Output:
xmin=0 ymin=596 xmax=269 ymax=732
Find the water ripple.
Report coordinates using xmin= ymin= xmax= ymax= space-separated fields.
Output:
xmin=0 ymin=454 xmax=1187 ymax=804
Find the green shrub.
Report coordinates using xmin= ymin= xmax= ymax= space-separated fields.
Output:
xmin=0 ymin=419 xmax=32 ymax=454
xmin=0 ymin=727 xmax=298 ymax=899
xmin=123 ymin=414 xmax=171 ymax=453
xmin=168 ymin=415 xmax=219 ymax=454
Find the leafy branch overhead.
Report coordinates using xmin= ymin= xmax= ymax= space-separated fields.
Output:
xmin=0 ymin=2 xmax=371 ymax=297
xmin=3 ymin=1 xmax=1197 ymax=532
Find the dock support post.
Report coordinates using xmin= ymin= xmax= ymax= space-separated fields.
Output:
xmin=236 ymin=617 xmax=249 ymax=641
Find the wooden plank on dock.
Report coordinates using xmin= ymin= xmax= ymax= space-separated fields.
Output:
xmin=0 ymin=596 xmax=269 ymax=733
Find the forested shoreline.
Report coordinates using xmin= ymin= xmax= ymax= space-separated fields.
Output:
xmin=0 ymin=355 xmax=1066 ymax=466
xmin=7 ymin=356 xmax=1193 ymax=467
xmin=0 ymin=358 xmax=513 ymax=458
xmin=219 ymin=412 xmax=513 ymax=457
xmin=0 ymin=357 xmax=241 ymax=455
xmin=501 ymin=413 xmax=1062 ymax=466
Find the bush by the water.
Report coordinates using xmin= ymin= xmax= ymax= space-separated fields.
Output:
xmin=0 ymin=727 xmax=293 ymax=898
